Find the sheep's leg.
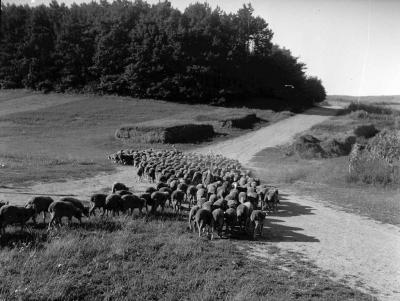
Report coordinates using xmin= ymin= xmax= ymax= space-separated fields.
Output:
xmin=48 ymin=214 xmax=56 ymax=229
xmin=89 ymin=206 xmax=96 ymax=217
xmin=198 ymin=221 xmax=202 ymax=237
xmin=253 ymin=222 xmax=258 ymax=239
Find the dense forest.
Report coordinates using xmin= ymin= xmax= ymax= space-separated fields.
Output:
xmin=0 ymin=0 xmax=326 ymax=109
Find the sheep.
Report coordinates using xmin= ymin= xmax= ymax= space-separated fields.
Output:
xmin=192 ymin=172 xmax=202 ymax=185
xmin=249 ymin=210 xmax=266 ymax=239
xmin=48 ymin=201 xmax=83 ymax=228
xmin=263 ymin=188 xmax=279 ymax=212
xmin=137 ymin=166 xmax=144 ymax=181
xmin=59 ymin=197 xmax=89 ymax=217
xmin=186 ymin=185 xmax=197 ymax=207
xmin=148 ymin=168 xmax=156 ymax=182
xmin=140 ymin=193 xmax=152 ymax=209
xmin=188 ymin=205 xmax=200 ymax=231
xmin=115 ymin=190 xmax=133 ymax=196
xmin=146 ymin=187 xmax=157 ymax=194
xmin=159 ymin=187 xmax=173 ymax=207
xmin=112 ymin=182 xmax=129 ymax=193
xmin=224 ymin=208 xmax=237 ymax=236
xmin=177 ymin=183 xmax=188 ymax=194
xmin=201 ymin=200 xmax=213 ymax=212
xmin=197 ymin=197 xmax=208 ymax=208
xmin=212 ymin=198 xmax=228 ymax=211
xmin=0 ymin=205 xmax=35 ymax=235
xmin=104 ymin=194 xmax=123 ymax=216
xmin=150 ymin=191 xmax=169 ymax=214
xmin=0 ymin=200 xmax=9 ymax=210
xmin=89 ymin=193 xmax=107 ymax=216
xmin=195 ymin=208 xmax=213 ymax=238
xmin=227 ymin=199 xmax=239 ymax=209
xmin=156 ymin=182 xmax=169 ymax=190
xmin=171 ymin=190 xmax=185 ymax=215
xmin=211 ymin=208 xmax=225 ymax=239
xmin=196 ymin=188 xmax=206 ymax=201
xmin=121 ymin=194 xmax=147 ymax=215
xmin=25 ymin=196 xmax=54 ymax=224
xmin=238 ymin=191 xmax=247 ymax=204
xmin=243 ymin=201 xmax=254 ymax=216
xmin=236 ymin=204 xmax=249 ymax=232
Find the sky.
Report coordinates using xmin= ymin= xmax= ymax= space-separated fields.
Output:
xmin=4 ymin=0 xmax=400 ymax=96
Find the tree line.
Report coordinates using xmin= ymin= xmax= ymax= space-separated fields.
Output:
xmin=0 ymin=0 xmax=326 ymax=109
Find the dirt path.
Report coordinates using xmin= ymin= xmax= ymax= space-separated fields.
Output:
xmin=195 ymin=108 xmax=331 ymax=163
xmin=1 ymin=106 xmax=398 ymax=300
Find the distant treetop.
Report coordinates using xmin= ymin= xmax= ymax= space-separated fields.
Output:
xmin=0 ymin=0 xmax=326 ymax=109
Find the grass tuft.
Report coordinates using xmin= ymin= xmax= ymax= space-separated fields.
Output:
xmin=340 ymin=102 xmax=395 ymax=115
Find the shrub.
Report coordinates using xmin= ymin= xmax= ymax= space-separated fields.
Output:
xmin=341 ymin=102 xmax=393 ymax=115
xmin=320 ymin=138 xmax=349 ymax=157
xmin=348 ymin=110 xmax=369 ymax=119
xmin=293 ymin=135 xmax=325 ymax=159
xmin=348 ymin=152 xmax=400 ymax=185
xmin=291 ymin=134 xmax=356 ymax=159
xmin=115 ymin=120 xmax=215 ymax=144
xmin=354 ymin=124 xmax=379 ymax=138
xmin=367 ymin=130 xmax=400 ymax=163
xmin=348 ymin=130 xmax=400 ymax=185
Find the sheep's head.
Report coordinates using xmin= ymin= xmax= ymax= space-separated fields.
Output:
xmin=24 ymin=206 xmax=35 ymax=219
xmin=0 ymin=200 xmax=9 ymax=208
xmin=82 ymin=206 xmax=90 ymax=217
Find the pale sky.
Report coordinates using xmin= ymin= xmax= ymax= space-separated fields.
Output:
xmin=5 ymin=0 xmax=400 ymax=96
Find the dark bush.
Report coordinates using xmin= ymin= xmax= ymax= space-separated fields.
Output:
xmin=293 ymin=135 xmax=325 ymax=159
xmin=115 ymin=120 xmax=215 ymax=144
xmin=354 ymin=124 xmax=379 ymax=138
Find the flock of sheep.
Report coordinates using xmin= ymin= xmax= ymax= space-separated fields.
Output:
xmin=109 ymin=149 xmax=279 ymax=239
xmin=0 ymin=149 xmax=279 ymax=240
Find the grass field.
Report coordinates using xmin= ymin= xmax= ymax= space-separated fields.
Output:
xmin=0 ymin=214 xmax=373 ymax=300
xmin=252 ymin=100 xmax=400 ymax=225
xmin=0 ymin=90 xmax=289 ymax=186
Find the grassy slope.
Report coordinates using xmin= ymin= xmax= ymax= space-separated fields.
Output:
xmin=0 ymin=90 xmax=289 ymax=186
xmin=0 ymin=215 xmax=373 ymax=301
xmin=251 ymin=104 xmax=400 ymax=225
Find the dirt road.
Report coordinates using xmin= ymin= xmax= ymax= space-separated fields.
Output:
xmin=1 ymin=106 xmax=399 ymax=300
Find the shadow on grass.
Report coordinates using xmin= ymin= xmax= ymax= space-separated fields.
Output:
xmin=0 ymin=228 xmax=48 ymax=248
xmin=302 ymin=106 xmax=341 ymax=116
xmin=68 ymin=219 xmax=123 ymax=232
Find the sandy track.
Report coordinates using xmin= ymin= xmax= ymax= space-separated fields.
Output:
xmin=1 ymin=106 xmax=399 ymax=300
xmin=195 ymin=111 xmax=329 ymax=163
